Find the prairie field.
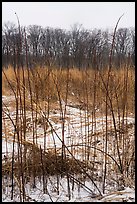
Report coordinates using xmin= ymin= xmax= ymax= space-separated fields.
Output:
xmin=2 ymin=1 xmax=135 ymax=201
xmin=2 ymin=65 xmax=135 ymax=202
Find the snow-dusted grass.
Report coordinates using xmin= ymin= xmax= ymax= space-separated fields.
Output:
xmin=2 ymin=61 xmax=135 ymax=202
xmin=2 ymin=93 xmax=135 ymax=202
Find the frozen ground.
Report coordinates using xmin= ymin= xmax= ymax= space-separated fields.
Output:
xmin=2 ymin=176 xmax=135 ymax=202
xmin=2 ymin=95 xmax=135 ymax=202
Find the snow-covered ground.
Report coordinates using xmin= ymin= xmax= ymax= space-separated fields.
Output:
xmin=2 ymin=176 xmax=135 ymax=202
xmin=2 ymin=95 xmax=135 ymax=202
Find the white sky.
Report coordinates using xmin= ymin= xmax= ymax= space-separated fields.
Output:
xmin=2 ymin=2 xmax=135 ymax=30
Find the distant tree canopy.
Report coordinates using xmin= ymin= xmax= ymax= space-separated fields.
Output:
xmin=2 ymin=22 xmax=135 ymax=69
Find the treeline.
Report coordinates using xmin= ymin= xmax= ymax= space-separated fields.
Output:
xmin=2 ymin=22 xmax=135 ymax=69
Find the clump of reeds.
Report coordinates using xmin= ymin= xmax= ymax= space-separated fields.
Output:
xmin=2 ymin=143 xmax=90 ymax=177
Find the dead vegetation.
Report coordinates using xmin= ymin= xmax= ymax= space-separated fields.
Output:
xmin=2 ymin=66 xmax=135 ymax=113
xmin=2 ymin=15 xmax=135 ymax=202
xmin=2 ymin=143 xmax=90 ymax=177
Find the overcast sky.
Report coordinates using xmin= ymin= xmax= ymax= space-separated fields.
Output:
xmin=2 ymin=2 xmax=135 ymax=30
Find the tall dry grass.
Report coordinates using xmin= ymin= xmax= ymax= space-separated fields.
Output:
xmin=2 ymin=66 xmax=135 ymax=114
xmin=2 ymin=65 xmax=135 ymax=201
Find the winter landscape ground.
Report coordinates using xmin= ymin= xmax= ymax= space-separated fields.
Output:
xmin=2 ymin=66 xmax=135 ymax=202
